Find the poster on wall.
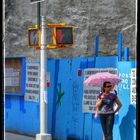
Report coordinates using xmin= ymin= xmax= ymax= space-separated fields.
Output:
xmin=82 ymin=68 xmax=118 ymax=113
xmin=5 ymin=57 xmax=25 ymax=95
xmin=130 ymin=68 xmax=136 ymax=104
xmin=82 ymin=68 xmax=101 ymax=113
xmin=24 ymin=63 xmax=40 ymax=102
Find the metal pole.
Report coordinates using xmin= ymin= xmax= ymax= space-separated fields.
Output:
xmin=37 ymin=2 xmax=40 ymax=29
xmin=36 ymin=16 xmax=52 ymax=140
xmin=40 ymin=16 xmax=46 ymax=134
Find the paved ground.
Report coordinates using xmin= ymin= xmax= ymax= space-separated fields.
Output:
xmin=5 ymin=132 xmax=35 ymax=140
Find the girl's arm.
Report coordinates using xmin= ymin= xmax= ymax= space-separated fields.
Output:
xmin=94 ymin=106 xmax=99 ymax=118
xmin=114 ymin=98 xmax=122 ymax=113
xmin=95 ymin=94 xmax=104 ymax=108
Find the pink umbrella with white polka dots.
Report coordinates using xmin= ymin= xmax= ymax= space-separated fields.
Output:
xmin=84 ymin=72 xmax=121 ymax=87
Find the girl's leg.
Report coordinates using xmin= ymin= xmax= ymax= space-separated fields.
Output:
xmin=105 ymin=114 xmax=115 ymax=140
xmin=100 ymin=114 xmax=107 ymax=138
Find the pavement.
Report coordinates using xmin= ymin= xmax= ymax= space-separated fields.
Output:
xmin=5 ymin=132 xmax=35 ymax=140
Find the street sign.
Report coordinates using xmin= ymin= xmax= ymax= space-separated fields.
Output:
xmin=30 ymin=0 xmax=45 ymax=4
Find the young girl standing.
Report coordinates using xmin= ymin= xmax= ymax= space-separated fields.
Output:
xmin=95 ymin=81 xmax=122 ymax=140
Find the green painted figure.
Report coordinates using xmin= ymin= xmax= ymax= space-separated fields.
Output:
xmin=56 ymin=83 xmax=64 ymax=106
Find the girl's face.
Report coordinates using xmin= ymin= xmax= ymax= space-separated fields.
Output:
xmin=104 ymin=83 xmax=112 ymax=93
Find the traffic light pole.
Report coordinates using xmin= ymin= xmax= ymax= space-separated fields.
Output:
xmin=37 ymin=2 xmax=40 ymax=29
xmin=36 ymin=16 xmax=52 ymax=140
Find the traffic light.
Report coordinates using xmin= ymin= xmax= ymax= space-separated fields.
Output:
xmin=28 ymin=24 xmax=74 ymax=50
xmin=53 ymin=26 xmax=74 ymax=46
xmin=28 ymin=26 xmax=41 ymax=48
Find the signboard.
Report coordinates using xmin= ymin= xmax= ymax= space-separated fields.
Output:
xmin=130 ymin=68 xmax=136 ymax=104
xmin=5 ymin=57 xmax=26 ymax=95
xmin=30 ymin=0 xmax=45 ymax=4
xmin=82 ymin=68 xmax=101 ymax=113
xmin=82 ymin=68 xmax=118 ymax=113
xmin=24 ymin=63 xmax=40 ymax=102
xmin=83 ymin=86 xmax=100 ymax=113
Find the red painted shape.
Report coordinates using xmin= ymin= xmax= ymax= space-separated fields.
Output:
xmin=78 ymin=69 xmax=82 ymax=76
xmin=47 ymin=82 xmax=50 ymax=87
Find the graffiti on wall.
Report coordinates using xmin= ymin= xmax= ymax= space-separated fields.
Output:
xmin=71 ymin=80 xmax=80 ymax=132
xmin=56 ymin=83 xmax=64 ymax=107
xmin=118 ymin=73 xmax=131 ymax=92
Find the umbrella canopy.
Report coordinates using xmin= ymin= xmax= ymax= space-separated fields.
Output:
xmin=84 ymin=72 xmax=121 ymax=87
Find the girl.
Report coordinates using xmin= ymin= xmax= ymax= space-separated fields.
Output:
xmin=95 ymin=81 xmax=122 ymax=140
xmin=94 ymin=84 xmax=117 ymax=119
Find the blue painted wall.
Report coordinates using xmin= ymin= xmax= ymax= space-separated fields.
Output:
xmin=5 ymin=95 xmax=40 ymax=135
xmin=117 ymin=61 xmax=136 ymax=140
xmin=5 ymin=56 xmax=136 ymax=140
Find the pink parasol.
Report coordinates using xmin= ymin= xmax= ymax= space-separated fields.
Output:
xmin=84 ymin=72 xmax=121 ymax=87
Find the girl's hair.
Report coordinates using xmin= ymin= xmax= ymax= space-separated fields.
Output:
xmin=101 ymin=81 xmax=111 ymax=92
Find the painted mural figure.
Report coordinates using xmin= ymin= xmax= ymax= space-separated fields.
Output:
xmin=95 ymin=81 xmax=122 ymax=140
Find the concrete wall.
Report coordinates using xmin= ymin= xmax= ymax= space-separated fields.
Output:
xmin=4 ymin=0 xmax=136 ymax=60
xmin=5 ymin=56 xmax=136 ymax=140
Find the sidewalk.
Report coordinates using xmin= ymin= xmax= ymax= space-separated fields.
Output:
xmin=5 ymin=132 xmax=35 ymax=140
